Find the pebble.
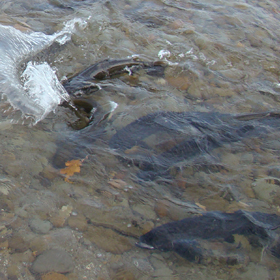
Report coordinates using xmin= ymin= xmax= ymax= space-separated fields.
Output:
xmin=32 ymin=249 xmax=74 ymax=274
xmin=29 ymin=218 xmax=52 ymax=234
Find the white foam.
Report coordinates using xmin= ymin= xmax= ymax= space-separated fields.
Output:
xmin=22 ymin=62 xmax=70 ymax=122
xmin=0 ymin=18 xmax=87 ymax=123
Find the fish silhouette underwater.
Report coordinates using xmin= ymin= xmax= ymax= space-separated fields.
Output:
xmin=56 ymin=58 xmax=280 ymax=182
xmin=136 ymin=210 xmax=280 ymax=264
xmin=109 ymin=110 xmax=280 ymax=181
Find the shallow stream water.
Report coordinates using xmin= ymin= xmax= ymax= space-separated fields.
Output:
xmin=0 ymin=0 xmax=280 ymax=279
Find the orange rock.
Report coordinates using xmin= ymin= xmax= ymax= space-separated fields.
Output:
xmin=154 ymin=200 xmax=169 ymax=217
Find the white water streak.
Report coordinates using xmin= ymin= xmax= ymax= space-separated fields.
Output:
xmin=0 ymin=18 xmax=86 ymax=123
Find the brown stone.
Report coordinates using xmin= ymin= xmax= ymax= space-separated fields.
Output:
xmin=29 ymin=237 xmax=49 ymax=255
xmin=141 ymin=221 xmax=154 ymax=235
xmin=154 ymin=200 xmax=169 ymax=217
xmin=166 ymin=76 xmax=190 ymax=91
xmin=42 ymin=272 xmax=69 ymax=280
xmin=10 ymin=250 xmax=35 ymax=263
xmin=32 ymin=249 xmax=74 ymax=274
xmin=50 ymin=216 xmax=66 ymax=228
xmin=40 ymin=165 xmax=58 ymax=180
xmin=111 ymin=269 xmax=136 ymax=280
xmin=67 ymin=214 xmax=88 ymax=232
xmin=8 ymin=234 xmax=29 ymax=253
xmin=7 ymin=265 xmax=19 ymax=279
xmin=169 ymin=19 xmax=185 ymax=29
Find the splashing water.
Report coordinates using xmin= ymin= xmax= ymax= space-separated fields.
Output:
xmin=0 ymin=18 xmax=87 ymax=123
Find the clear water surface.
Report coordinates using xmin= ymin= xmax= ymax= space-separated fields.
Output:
xmin=0 ymin=0 xmax=280 ymax=279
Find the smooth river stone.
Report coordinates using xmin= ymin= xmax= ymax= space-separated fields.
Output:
xmin=32 ymin=249 xmax=74 ymax=274
xmin=29 ymin=218 xmax=52 ymax=234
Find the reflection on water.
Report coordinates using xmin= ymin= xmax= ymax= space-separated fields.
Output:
xmin=0 ymin=0 xmax=280 ymax=279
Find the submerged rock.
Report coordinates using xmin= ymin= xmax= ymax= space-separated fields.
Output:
xmin=32 ymin=249 xmax=74 ymax=274
xmin=29 ymin=217 xmax=52 ymax=234
xmin=136 ymin=210 xmax=280 ymax=263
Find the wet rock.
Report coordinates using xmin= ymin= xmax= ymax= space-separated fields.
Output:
xmin=155 ymin=200 xmax=169 ymax=217
xmin=267 ymin=166 xmax=280 ymax=178
xmin=219 ymin=68 xmax=245 ymax=80
xmin=32 ymin=249 xmax=74 ymax=274
xmin=50 ymin=205 xmax=73 ymax=228
xmin=15 ymin=208 xmax=28 ymax=219
xmin=187 ymin=80 xmax=205 ymax=98
xmin=29 ymin=237 xmax=49 ymax=255
xmin=212 ymin=87 xmax=235 ymax=97
xmin=10 ymin=250 xmax=35 ymax=264
xmin=132 ymin=258 xmax=154 ymax=274
xmin=78 ymin=205 xmax=141 ymax=237
xmin=7 ymin=265 xmax=19 ymax=280
xmin=67 ymin=214 xmax=88 ymax=232
xmin=221 ymin=153 xmax=240 ymax=167
xmin=154 ymin=199 xmax=200 ymax=221
xmin=41 ymin=272 xmax=69 ymax=280
xmin=238 ymin=262 xmax=270 ymax=279
xmin=247 ymin=33 xmax=263 ymax=48
xmin=8 ymin=234 xmax=29 ymax=253
xmin=84 ymin=226 xmax=133 ymax=254
xmin=50 ymin=216 xmax=66 ymax=228
xmin=169 ymin=19 xmax=185 ymax=30
xmin=0 ymin=272 xmax=7 ymax=280
xmin=29 ymin=218 xmax=52 ymax=234
xmin=166 ymin=75 xmax=190 ymax=91
xmin=150 ymin=255 xmax=173 ymax=278
xmin=252 ymin=177 xmax=280 ymax=204
xmin=111 ymin=268 xmax=136 ymax=280
xmin=132 ymin=203 xmax=156 ymax=220
xmin=141 ymin=221 xmax=155 ymax=234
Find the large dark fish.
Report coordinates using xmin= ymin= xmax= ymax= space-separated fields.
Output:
xmin=63 ymin=57 xmax=165 ymax=95
xmin=136 ymin=210 xmax=280 ymax=263
xmin=109 ymin=111 xmax=280 ymax=181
